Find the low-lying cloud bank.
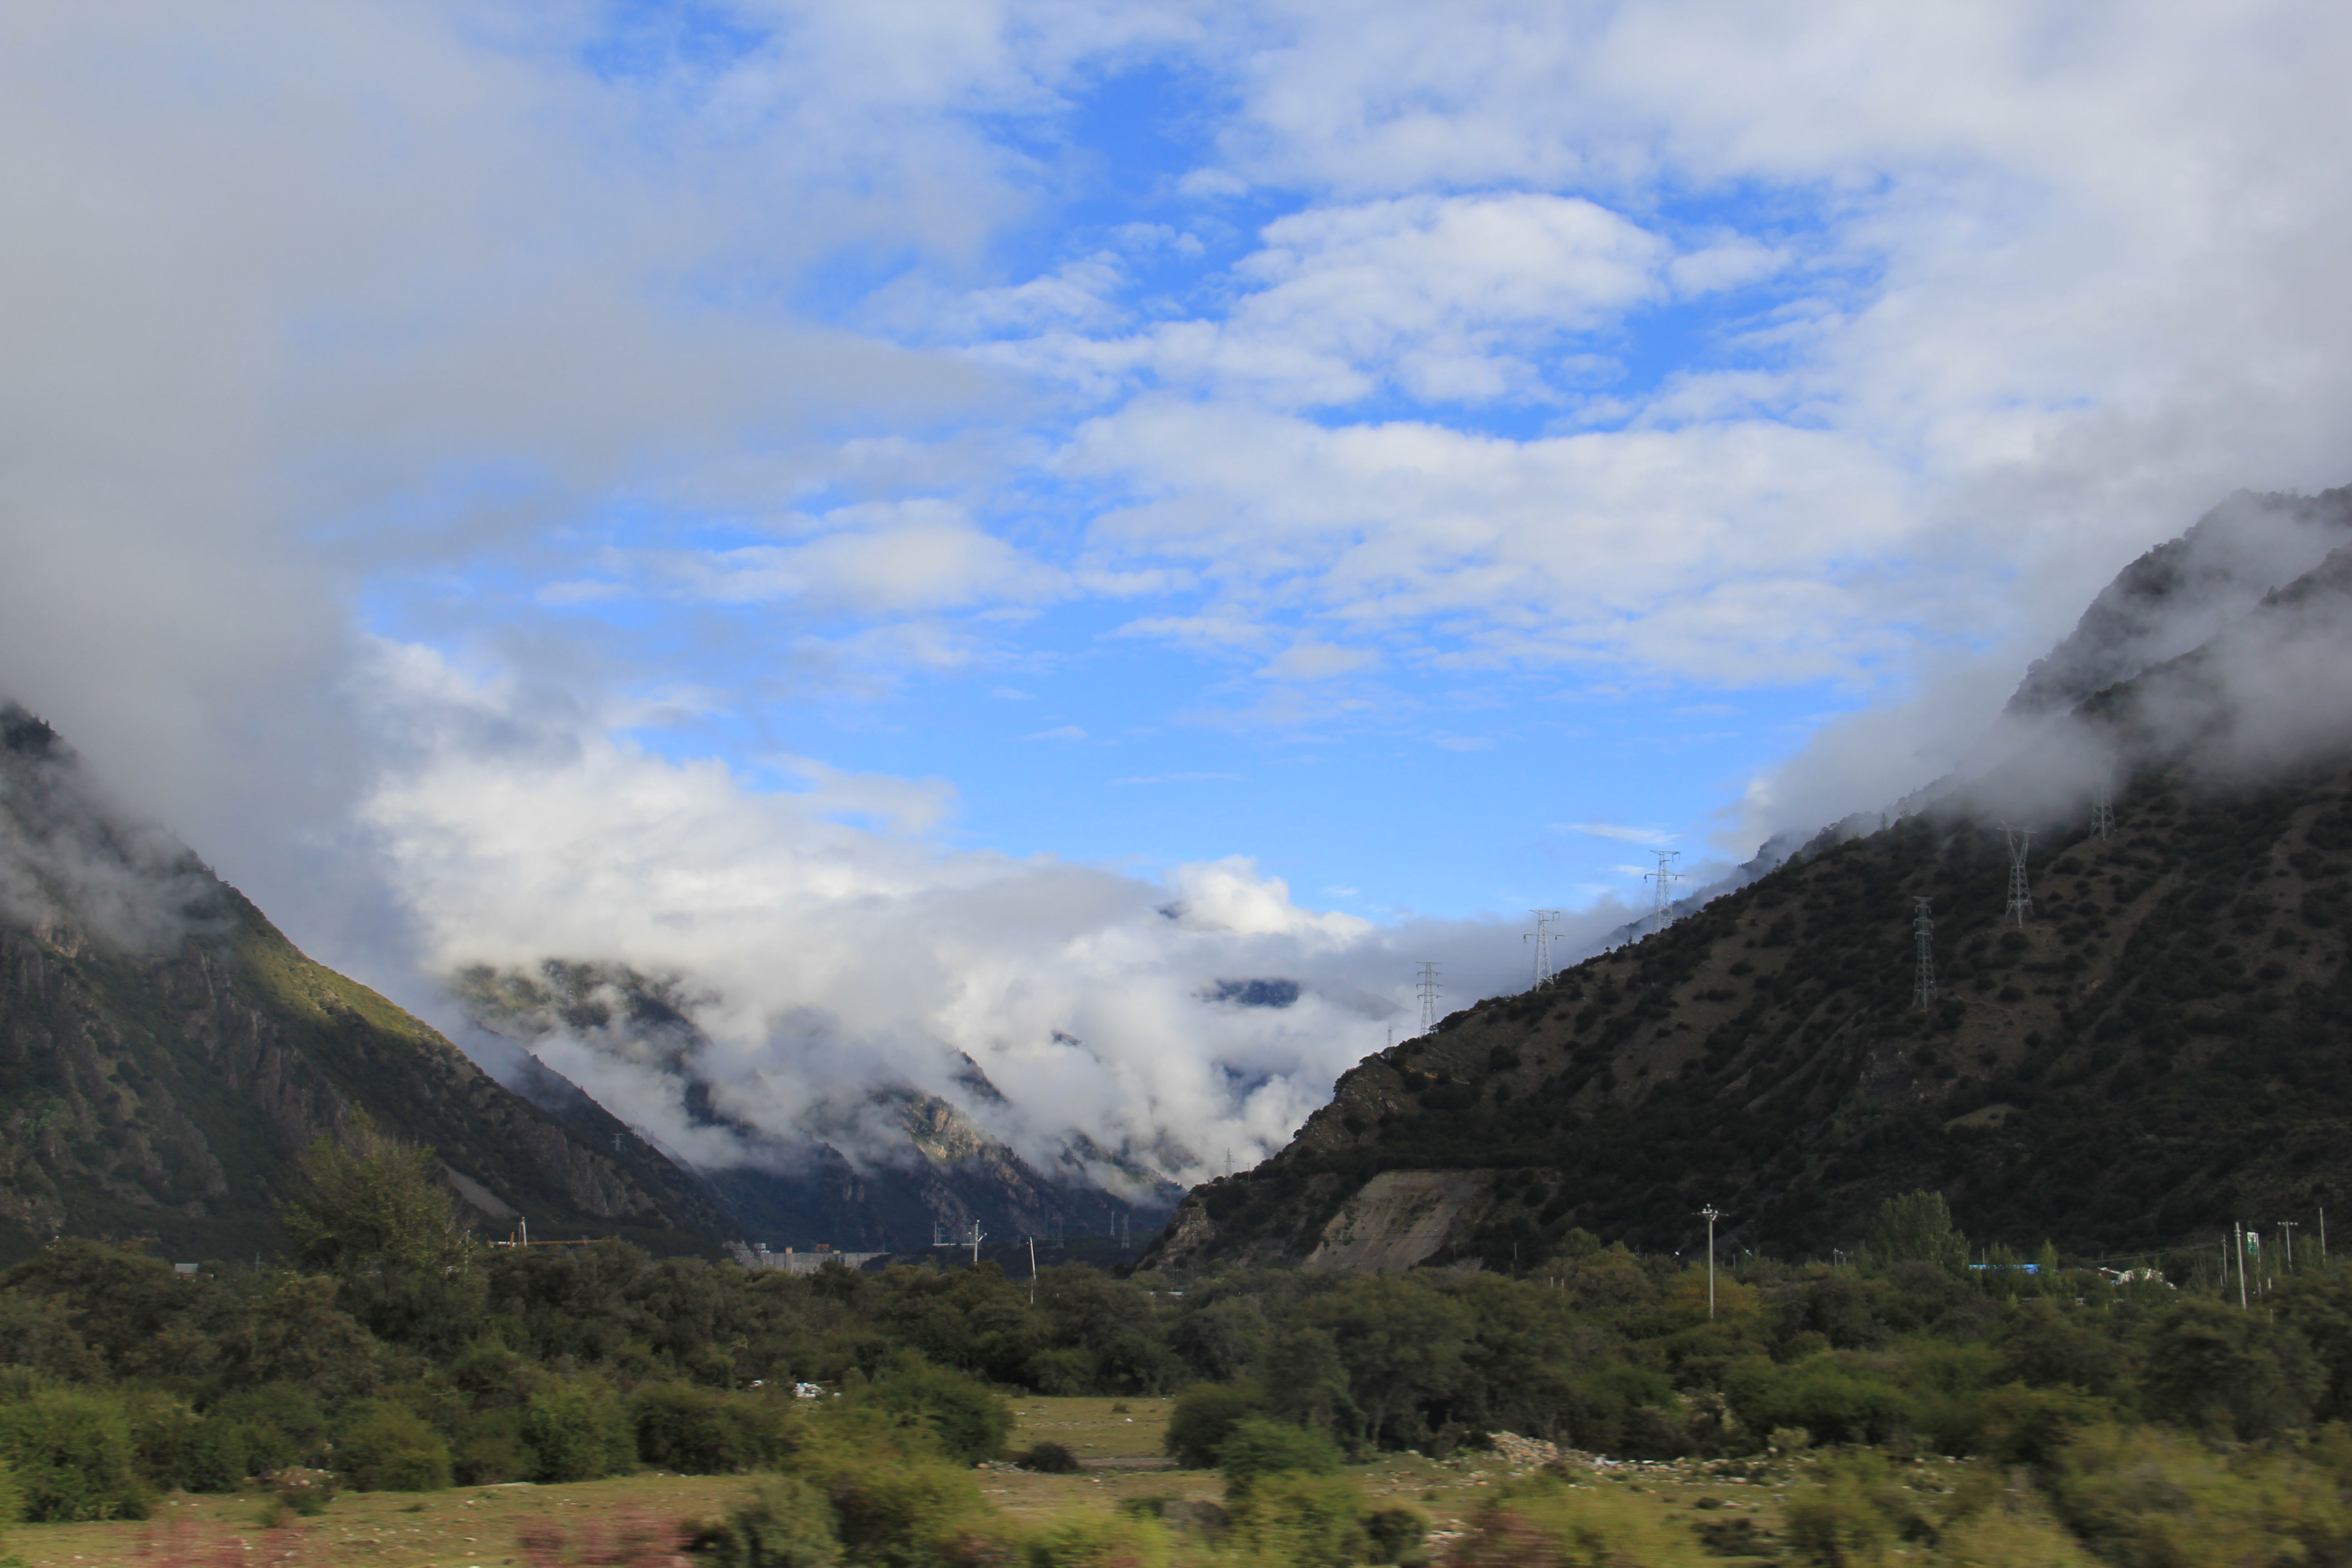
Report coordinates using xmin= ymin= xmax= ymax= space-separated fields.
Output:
xmin=361 ymin=646 xmax=1651 ymax=1189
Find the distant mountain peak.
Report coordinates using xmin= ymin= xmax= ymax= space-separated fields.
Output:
xmin=2006 ymin=485 xmax=2352 ymax=719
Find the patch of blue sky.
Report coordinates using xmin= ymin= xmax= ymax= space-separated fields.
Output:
xmin=574 ymin=1 xmax=772 ymax=88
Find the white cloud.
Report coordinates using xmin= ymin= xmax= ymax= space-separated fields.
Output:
xmin=1556 ymin=822 xmax=1678 ymax=846
xmin=356 ymin=648 xmax=1612 ymax=1181
xmin=665 ymin=501 xmax=1064 ymax=615
xmin=1260 ymin=642 xmax=1378 ymax=681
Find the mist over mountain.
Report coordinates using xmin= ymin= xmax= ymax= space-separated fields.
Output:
xmin=453 ymin=957 xmax=1180 ymax=1249
xmin=1149 ymin=484 xmax=2352 ymax=1273
xmin=0 ymin=706 xmax=723 ymax=1262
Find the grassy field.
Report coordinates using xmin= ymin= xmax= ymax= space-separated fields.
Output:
xmin=6 ymin=1399 xmax=1896 ymax=1566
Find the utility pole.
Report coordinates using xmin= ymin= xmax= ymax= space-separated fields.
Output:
xmin=2324 ymin=1205 xmax=2330 ymax=1266
xmin=1027 ymin=1235 xmax=1038 ymax=1304
xmin=2281 ymin=1220 xmax=2300 ymax=1275
xmin=1525 ymin=909 xmax=1564 ymax=986
xmin=1912 ymin=897 xmax=1936 ymax=1010
xmin=2237 ymin=1222 xmax=2249 ymax=1308
xmin=1416 ymin=962 xmax=1443 ymax=1035
xmin=1699 ymin=1206 xmax=1722 ymax=1320
xmin=1646 ymin=851 xmax=1684 ymax=928
xmin=2003 ymin=825 xmax=2035 ymax=926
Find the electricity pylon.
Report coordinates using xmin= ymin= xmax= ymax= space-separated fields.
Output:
xmin=1646 ymin=850 xmax=1683 ymax=927
xmin=1416 ymin=961 xmax=1442 ymax=1034
xmin=2003 ymin=825 xmax=2034 ymax=926
xmin=1912 ymin=897 xmax=1936 ymax=1009
xmin=1524 ymin=909 xmax=1564 ymax=986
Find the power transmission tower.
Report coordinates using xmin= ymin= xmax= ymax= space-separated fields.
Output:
xmin=1646 ymin=850 xmax=1683 ymax=927
xmin=1416 ymin=961 xmax=1443 ymax=1034
xmin=1524 ymin=909 xmax=1564 ymax=986
xmin=2002 ymin=825 xmax=2034 ymax=926
xmin=2091 ymin=773 xmax=2116 ymax=841
xmin=1912 ymin=897 xmax=1936 ymax=1009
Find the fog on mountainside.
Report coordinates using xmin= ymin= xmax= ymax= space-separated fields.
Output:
xmin=1152 ymin=483 xmax=2352 ymax=1271
xmin=366 ymin=691 xmax=1646 ymax=1216
xmin=0 ymin=706 xmax=722 ymax=1262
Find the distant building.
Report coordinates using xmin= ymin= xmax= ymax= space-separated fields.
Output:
xmin=729 ymin=1241 xmax=888 ymax=1274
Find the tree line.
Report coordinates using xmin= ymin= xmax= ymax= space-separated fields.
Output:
xmin=5 ymin=1122 xmax=2352 ymax=1567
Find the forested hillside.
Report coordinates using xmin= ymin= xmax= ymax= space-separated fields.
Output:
xmin=1151 ymin=502 xmax=2352 ymax=1274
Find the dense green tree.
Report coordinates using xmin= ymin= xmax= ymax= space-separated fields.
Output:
xmin=1866 ymin=1190 xmax=1970 ymax=1276
xmin=282 ymin=1111 xmax=475 ymax=1275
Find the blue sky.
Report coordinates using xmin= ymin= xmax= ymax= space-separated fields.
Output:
xmin=10 ymin=0 xmax=2352 ymax=1176
xmin=351 ymin=4 xmax=1895 ymax=925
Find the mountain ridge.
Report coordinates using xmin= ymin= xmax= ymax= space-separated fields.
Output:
xmin=1147 ymin=490 xmax=2352 ymax=1276
xmin=0 ymin=706 xmax=726 ymax=1263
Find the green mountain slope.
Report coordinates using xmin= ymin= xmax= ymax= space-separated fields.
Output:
xmin=0 ymin=707 xmax=726 ymax=1263
xmin=1151 ymin=514 xmax=2352 ymax=1275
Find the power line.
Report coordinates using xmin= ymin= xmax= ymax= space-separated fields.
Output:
xmin=1524 ymin=908 xmax=1564 ymax=986
xmin=1645 ymin=850 xmax=1683 ymax=927
xmin=2002 ymin=824 xmax=2034 ymax=926
xmin=1416 ymin=961 xmax=1443 ymax=1035
xmin=1912 ymin=897 xmax=1936 ymax=1010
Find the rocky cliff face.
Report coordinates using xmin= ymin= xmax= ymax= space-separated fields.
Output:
xmin=0 ymin=708 xmax=725 ymax=1262
xmin=1149 ymin=496 xmax=2352 ymax=1276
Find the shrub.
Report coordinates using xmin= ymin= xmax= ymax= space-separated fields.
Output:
xmin=191 ymin=1417 xmax=298 ymax=1493
xmin=848 ymin=1356 xmax=1013 ymax=1468
xmin=1022 ymin=1509 xmax=1172 ymax=1568
xmin=454 ymin=1408 xmax=532 ymax=1485
xmin=1455 ymin=1477 xmax=1705 ymax=1568
xmin=2139 ymin=1300 xmax=2323 ymax=1441
xmin=1784 ymin=1452 xmax=1922 ymax=1567
xmin=783 ymin=1404 xmax=984 ymax=1568
xmin=1216 ymin=1416 xmax=1344 ymax=1493
xmin=0 ymin=1387 xmax=147 ymax=1520
xmin=691 ymin=1475 xmax=843 ymax=1568
xmin=2049 ymin=1422 xmax=2352 ymax=1568
xmin=210 ymin=1384 xmax=327 ymax=1461
xmin=813 ymin=1460 xmax=984 ymax=1568
xmin=1724 ymin=1355 xmax=1917 ymax=1447
xmin=1013 ymin=1441 xmax=1082 ymax=1474
xmin=1225 ymin=1471 xmax=1367 ymax=1568
xmin=632 ymin=1383 xmax=792 ymax=1474
xmin=332 ymin=1401 xmax=453 ymax=1492
xmin=1164 ymin=1381 xmax=1269 ymax=1469
xmin=1365 ymin=1505 xmax=1428 ymax=1563
xmin=1975 ymin=1384 xmax=2112 ymax=1467
xmin=126 ymin=1393 xmax=207 ymax=1491
xmin=1932 ymin=1475 xmax=2094 ymax=1568
xmin=523 ymin=1377 xmax=635 ymax=1484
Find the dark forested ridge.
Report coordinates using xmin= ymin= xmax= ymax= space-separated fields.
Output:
xmin=1156 ymin=757 xmax=2352 ymax=1270
xmin=0 ymin=706 xmax=726 ymax=1264
xmin=1152 ymin=497 xmax=2352 ymax=1274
